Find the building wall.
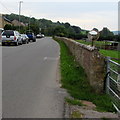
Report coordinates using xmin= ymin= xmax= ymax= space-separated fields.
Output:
xmin=3 ymin=19 xmax=12 ymax=27
xmin=56 ymin=37 xmax=106 ymax=93
xmin=0 ymin=14 xmax=3 ymax=28
xmin=12 ymin=20 xmax=20 ymax=26
xmin=12 ymin=20 xmax=25 ymax=26
xmin=0 ymin=14 xmax=12 ymax=28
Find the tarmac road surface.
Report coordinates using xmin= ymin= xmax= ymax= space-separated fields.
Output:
xmin=2 ymin=37 xmax=67 ymax=118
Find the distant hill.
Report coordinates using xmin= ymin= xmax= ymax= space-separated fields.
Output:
xmin=4 ymin=13 xmax=117 ymax=41
xmin=4 ymin=13 xmax=89 ymax=39
xmin=112 ymin=31 xmax=120 ymax=35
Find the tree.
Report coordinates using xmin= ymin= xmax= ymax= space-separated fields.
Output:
xmin=99 ymin=27 xmax=114 ymax=41
xmin=72 ymin=26 xmax=81 ymax=34
xmin=4 ymin=24 xmax=12 ymax=30
xmin=54 ymin=26 xmax=67 ymax=37
xmin=29 ymin=24 xmax=39 ymax=35
xmin=64 ymin=22 xmax=70 ymax=28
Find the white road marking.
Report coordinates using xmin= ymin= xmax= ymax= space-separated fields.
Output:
xmin=44 ymin=57 xmax=47 ymax=60
xmin=44 ymin=57 xmax=59 ymax=61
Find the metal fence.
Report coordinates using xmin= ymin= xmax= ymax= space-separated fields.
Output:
xmin=106 ymin=57 xmax=120 ymax=113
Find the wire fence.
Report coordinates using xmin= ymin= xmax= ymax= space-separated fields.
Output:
xmin=106 ymin=57 xmax=120 ymax=113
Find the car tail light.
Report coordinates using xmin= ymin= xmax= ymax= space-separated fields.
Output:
xmin=14 ymin=36 xmax=16 ymax=40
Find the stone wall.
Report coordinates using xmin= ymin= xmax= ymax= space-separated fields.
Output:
xmin=56 ymin=37 xmax=106 ymax=93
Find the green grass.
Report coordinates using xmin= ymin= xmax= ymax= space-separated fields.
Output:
xmin=99 ymin=49 xmax=120 ymax=58
xmin=99 ymin=49 xmax=120 ymax=59
xmin=99 ymin=49 xmax=120 ymax=64
xmin=53 ymin=37 xmax=116 ymax=112
xmin=65 ymin=97 xmax=83 ymax=106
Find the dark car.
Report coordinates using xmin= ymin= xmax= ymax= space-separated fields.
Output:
xmin=26 ymin=32 xmax=36 ymax=42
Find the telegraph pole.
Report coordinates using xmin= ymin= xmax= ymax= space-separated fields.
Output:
xmin=29 ymin=15 xmax=31 ymax=32
xmin=19 ymin=1 xmax=23 ymax=32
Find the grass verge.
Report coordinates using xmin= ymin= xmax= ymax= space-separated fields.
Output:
xmin=65 ymin=97 xmax=83 ymax=106
xmin=53 ymin=37 xmax=116 ymax=112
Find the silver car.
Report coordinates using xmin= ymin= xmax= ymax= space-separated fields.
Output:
xmin=21 ymin=34 xmax=29 ymax=44
xmin=2 ymin=30 xmax=22 ymax=46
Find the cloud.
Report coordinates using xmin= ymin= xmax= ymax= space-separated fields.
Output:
xmin=39 ymin=10 xmax=117 ymax=30
xmin=0 ymin=1 xmax=118 ymax=30
xmin=1 ymin=0 xmax=119 ymax=2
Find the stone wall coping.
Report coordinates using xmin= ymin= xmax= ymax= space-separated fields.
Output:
xmin=61 ymin=37 xmax=98 ymax=51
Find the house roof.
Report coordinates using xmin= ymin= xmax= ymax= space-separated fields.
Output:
xmin=3 ymin=16 xmax=12 ymax=23
xmin=0 ymin=13 xmax=11 ymax=23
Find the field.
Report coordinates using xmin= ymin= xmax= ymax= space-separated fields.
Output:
xmin=76 ymin=40 xmax=120 ymax=63
xmin=99 ymin=49 xmax=120 ymax=59
xmin=76 ymin=40 xmax=111 ymax=48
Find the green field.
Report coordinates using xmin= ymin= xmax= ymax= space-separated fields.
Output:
xmin=76 ymin=40 xmax=120 ymax=62
xmin=76 ymin=40 xmax=111 ymax=48
xmin=99 ymin=49 xmax=120 ymax=59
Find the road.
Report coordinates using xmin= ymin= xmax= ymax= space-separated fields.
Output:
xmin=2 ymin=37 xmax=67 ymax=118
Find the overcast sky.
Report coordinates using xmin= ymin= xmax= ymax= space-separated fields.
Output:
xmin=0 ymin=0 xmax=119 ymax=31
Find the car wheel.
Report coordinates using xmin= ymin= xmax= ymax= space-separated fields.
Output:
xmin=2 ymin=43 xmax=5 ymax=46
xmin=20 ymin=41 xmax=23 ymax=45
xmin=33 ymin=39 xmax=36 ymax=42
xmin=15 ymin=41 xmax=19 ymax=46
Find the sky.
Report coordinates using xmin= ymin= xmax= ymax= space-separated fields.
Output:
xmin=0 ymin=0 xmax=119 ymax=31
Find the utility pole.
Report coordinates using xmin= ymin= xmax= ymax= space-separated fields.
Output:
xmin=19 ymin=1 xmax=23 ymax=32
xmin=29 ymin=15 xmax=31 ymax=32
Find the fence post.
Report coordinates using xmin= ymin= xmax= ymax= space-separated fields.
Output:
xmin=106 ymin=57 xmax=110 ymax=94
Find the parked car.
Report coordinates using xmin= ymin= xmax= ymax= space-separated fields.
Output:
xmin=0 ymin=28 xmax=4 ymax=34
xmin=0 ymin=28 xmax=4 ymax=42
xmin=21 ymin=34 xmax=29 ymax=44
xmin=41 ymin=34 xmax=45 ymax=38
xmin=36 ymin=34 xmax=44 ymax=38
xmin=36 ymin=34 xmax=42 ymax=38
xmin=26 ymin=32 xmax=36 ymax=42
xmin=2 ymin=30 xmax=22 ymax=46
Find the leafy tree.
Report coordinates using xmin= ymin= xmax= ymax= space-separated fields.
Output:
xmin=28 ymin=24 xmax=39 ymax=35
xmin=54 ymin=26 xmax=67 ymax=37
xmin=4 ymin=24 xmax=13 ymax=30
xmin=64 ymin=22 xmax=70 ymax=28
xmin=72 ymin=26 xmax=81 ymax=34
xmin=99 ymin=27 xmax=114 ymax=41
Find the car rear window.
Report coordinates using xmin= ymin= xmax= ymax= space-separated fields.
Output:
xmin=2 ymin=31 xmax=14 ymax=36
xmin=27 ymin=33 xmax=32 ymax=35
